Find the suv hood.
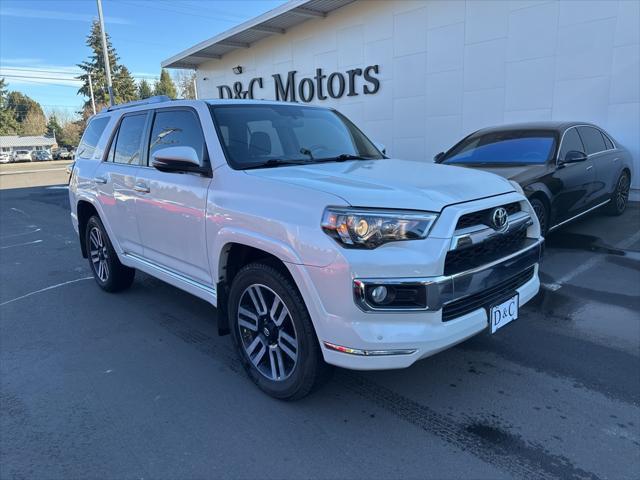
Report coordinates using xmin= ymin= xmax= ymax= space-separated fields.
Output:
xmin=244 ymin=159 xmax=514 ymax=212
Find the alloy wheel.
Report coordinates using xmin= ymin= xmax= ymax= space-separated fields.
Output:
xmin=616 ymin=173 xmax=630 ymax=212
xmin=532 ymin=202 xmax=547 ymax=234
xmin=237 ymin=284 xmax=298 ymax=381
xmin=89 ymin=226 xmax=110 ymax=282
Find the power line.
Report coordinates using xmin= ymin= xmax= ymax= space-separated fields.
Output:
xmin=1 ymin=74 xmax=80 ymax=82
xmin=1 ymin=69 xmax=160 ymax=81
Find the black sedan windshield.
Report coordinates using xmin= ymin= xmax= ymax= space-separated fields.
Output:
xmin=442 ymin=130 xmax=557 ymax=165
xmin=210 ymin=104 xmax=384 ymax=169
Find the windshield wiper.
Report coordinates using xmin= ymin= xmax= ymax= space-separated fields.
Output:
xmin=245 ymin=159 xmax=310 ymax=169
xmin=315 ymin=153 xmax=373 ymax=163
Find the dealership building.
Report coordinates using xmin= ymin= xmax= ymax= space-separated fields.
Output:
xmin=163 ymin=0 xmax=640 ymax=196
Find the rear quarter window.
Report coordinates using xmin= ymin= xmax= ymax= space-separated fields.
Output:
xmin=77 ymin=116 xmax=110 ymax=160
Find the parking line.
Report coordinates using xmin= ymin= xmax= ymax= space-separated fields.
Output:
xmin=0 ymin=167 xmax=68 ymax=175
xmin=0 ymin=276 xmax=93 ymax=307
xmin=0 ymin=239 xmax=43 ymax=249
xmin=545 ymin=229 xmax=640 ymax=291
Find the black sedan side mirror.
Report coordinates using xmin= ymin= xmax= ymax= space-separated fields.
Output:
xmin=561 ymin=150 xmax=588 ymax=165
xmin=434 ymin=152 xmax=445 ymax=163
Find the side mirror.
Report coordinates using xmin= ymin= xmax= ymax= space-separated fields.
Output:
xmin=374 ymin=142 xmax=386 ymax=155
xmin=151 ymin=146 xmax=209 ymax=175
xmin=560 ymin=150 xmax=588 ymax=165
xmin=434 ymin=152 xmax=445 ymax=163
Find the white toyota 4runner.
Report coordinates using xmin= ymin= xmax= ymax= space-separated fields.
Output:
xmin=69 ymin=97 xmax=543 ymax=399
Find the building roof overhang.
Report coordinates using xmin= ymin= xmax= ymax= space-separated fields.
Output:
xmin=161 ymin=0 xmax=355 ymax=69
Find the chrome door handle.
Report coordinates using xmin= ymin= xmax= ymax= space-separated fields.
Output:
xmin=613 ymin=158 xmax=619 ymax=162
xmin=93 ymin=176 xmax=107 ymax=184
xmin=134 ymin=182 xmax=150 ymax=193
xmin=586 ymin=165 xmax=593 ymax=171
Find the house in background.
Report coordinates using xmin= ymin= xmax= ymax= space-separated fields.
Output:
xmin=0 ymin=135 xmax=57 ymax=157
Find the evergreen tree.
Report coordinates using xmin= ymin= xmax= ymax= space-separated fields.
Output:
xmin=46 ymin=114 xmax=62 ymax=139
xmin=77 ymin=20 xmax=120 ymax=109
xmin=115 ymin=66 xmax=138 ymax=103
xmin=138 ymin=79 xmax=153 ymax=99
xmin=0 ymin=78 xmax=20 ymax=135
xmin=4 ymin=91 xmax=46 ymax=135
xmin=154 ymin=69 xmax=177 ymax=99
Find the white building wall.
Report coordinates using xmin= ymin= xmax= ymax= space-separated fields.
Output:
xmin=195 ymin=0 xmax=640 ymax=191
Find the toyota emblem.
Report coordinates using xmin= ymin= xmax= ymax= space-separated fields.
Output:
xmin=491 ymin=207 xmax=509 ymax=232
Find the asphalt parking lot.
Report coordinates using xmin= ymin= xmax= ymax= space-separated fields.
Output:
xmin=1 ymin=184 xmax=639 ymax=480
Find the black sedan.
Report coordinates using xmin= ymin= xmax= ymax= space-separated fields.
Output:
xmin=435 ymin=122 xmax=633 ymax=234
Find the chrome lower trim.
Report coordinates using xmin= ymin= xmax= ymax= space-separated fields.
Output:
xmin=450 ymin=211 xmax=532 ymax=251
xmin=547 ymin=199 xmax=610 ymax=233
xmin=353 ymin=238 xmax=544 ymax=312
xmin=323 ymin=341 xmax=417 ymax=356
xmin=123 ymin=252 xmax=217 ymax=298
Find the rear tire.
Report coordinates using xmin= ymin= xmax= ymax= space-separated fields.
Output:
xmin=85 ymin=215 xmax=135 ymax=292
xmin=228 ymin=262 xmax=331 ymax=400
xmin=530 ymin=198 xmax=549 ymax=236
xmin=606 ymin=171 xmax=630 ymax=216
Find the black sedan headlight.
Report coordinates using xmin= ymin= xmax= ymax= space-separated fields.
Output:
xmin=321 ymin=207 xmax=438 ymax=249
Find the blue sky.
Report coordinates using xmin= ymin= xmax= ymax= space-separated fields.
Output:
xmin=0 ymin=0 xmax=285 ymax=116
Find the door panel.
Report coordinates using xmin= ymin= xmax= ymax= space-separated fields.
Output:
xmin=551 ymin=127 xmax=594 ymax=223
xmin=135 ymin=170 xmax=211 ymax=284
xmin=577 ymin=126 xmax=610 ymax=207
xmin=550 ymin=160 xmax=595 ymax=223
xmin=94 ymin=162 xmax=142 ymax=254
xmin=134 ymin=107 xmax=212 ymax=284
xmin=94 ymin=113 xmax=148 ymax=255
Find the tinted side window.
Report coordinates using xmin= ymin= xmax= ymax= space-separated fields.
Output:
xmin=149 ymin=110 xmax=205 ymax=165
xmin=77 ymin=116 xmax=109 ymax=159
xmin=602 ymin=132 xmax=614 ymax=150
xmin=113 ymin=114 xmax=146 ymax=165
xmin=578 ymin=127 xmax=606 ymax=155
xmin=559 ymin=128 xmax=585 ymax=160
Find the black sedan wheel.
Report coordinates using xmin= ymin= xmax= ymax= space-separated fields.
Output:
xmin=606 ymin=171 xmax=630 ymax=216
xmin=530 ymin=198 xmax=549 ymax=236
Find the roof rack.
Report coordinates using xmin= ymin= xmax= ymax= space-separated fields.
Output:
xmin=105 ymin=95 xmax=172 ymax=112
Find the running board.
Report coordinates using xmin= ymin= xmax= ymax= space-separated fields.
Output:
xmin=122 ymin=252 xmax=217 ymax=306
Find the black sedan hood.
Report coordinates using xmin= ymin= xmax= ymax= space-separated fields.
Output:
xmin=452 ymin=164 xmax=549 ymax=185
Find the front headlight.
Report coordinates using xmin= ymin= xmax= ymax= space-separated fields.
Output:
xmin=321 ymin=207 xmax=438 ymax=249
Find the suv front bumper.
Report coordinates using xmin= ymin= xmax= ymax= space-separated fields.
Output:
xmin=289 ymin=238 xmax=543 ymax=370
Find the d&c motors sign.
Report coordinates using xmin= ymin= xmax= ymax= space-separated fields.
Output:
xmin=216 ymin=65 xmax=380 ymax=102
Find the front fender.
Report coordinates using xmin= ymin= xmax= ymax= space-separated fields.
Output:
xmin=209 ymin=227 xmax=304 ymax=282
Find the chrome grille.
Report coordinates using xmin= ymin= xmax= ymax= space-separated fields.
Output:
xmin=444 ymin=227 xmax=528 ymax=275
xmin=442 ymin=266 xmax=535 ymax=322
xmin=456 ymin=202 xmax=521 ymax=230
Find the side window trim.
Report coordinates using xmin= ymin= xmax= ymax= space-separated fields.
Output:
xmin=557 ymin=124 xmax=616 ymax=163
xmin=102 ymin=111 xmax=151 ymax=166
xmin=578 ymin=126 xmax=608 ymax=157
xmin=147 ymin=106 xmax=209 ymax=167
xmin=556 ymin=126 xmax=585 ymax=164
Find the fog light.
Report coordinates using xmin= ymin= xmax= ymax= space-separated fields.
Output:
xmin=371 ymin=285 xmax=388 ymax=303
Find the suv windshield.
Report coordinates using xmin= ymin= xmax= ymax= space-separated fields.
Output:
xmin=442 ymin=130 xmax=557 ymax=165
xmin=209 ymin=104 xmax=384 ymax=169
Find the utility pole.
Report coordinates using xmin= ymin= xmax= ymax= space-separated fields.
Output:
xmin=88 ymin=73 xmax=97 ymax=115
xmin=96 ymin=0 xmax=115 ymax=106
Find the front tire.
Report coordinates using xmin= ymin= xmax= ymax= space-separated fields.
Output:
xmin=530 ymin=198 xmax=549 ymax=236
xmin=85 ymin=216 xmax=135 ymax=292
xmin=606 ymin=171 xmax=630 ymax=216
xmin=228 ymin=262 xmax=330 ymax=400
